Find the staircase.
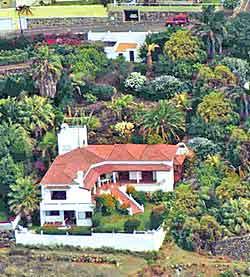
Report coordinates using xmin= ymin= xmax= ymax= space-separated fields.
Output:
xmin=110 ymin=187 xmax=144 ymax=215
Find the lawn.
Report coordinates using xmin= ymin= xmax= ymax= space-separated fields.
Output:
xmin=0 ymin=5 xmax=107 ymax=19
xmin=108 ymin=3 xmax=222 ymax=13
xmin=98 ymin=204 xmax=153 ymax=232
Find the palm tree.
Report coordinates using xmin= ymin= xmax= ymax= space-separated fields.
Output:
xmin=19 ymin=95 xmax=55 ymax=136
xmin=8 ymin=177 xmax=40 ymax=227
xmin=38 ymin=130 xmax=57 ymax=166
xmin=145 ymin=43 xmax=159 ymax=78
xmin=192 ymin=6 xmax=226 ymax=60
xmin=16 ymin=5 xmax=33 ymax=35
xmin=33 ymin=46 xmax=62 ymax=98
xmin=142 ymin=100 xmax=185 ymax=143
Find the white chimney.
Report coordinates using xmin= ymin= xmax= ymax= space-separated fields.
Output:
xmin=57 ymin=124 xmax=88 ymax=155
xmin=176 ymin=143 xmax=189 ymax=155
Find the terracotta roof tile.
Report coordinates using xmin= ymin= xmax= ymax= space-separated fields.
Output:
xmin=40 ymin=144 xmax=183 ymax=187
xmin=115 ymin=42 xmax=138 ymax=52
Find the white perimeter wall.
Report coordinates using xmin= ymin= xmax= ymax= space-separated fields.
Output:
xmin=15 ymin=227 xmax=166 ymax=252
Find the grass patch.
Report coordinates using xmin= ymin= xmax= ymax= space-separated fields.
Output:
xmin=108 ymin=4 xmax=222 ymax=12
xmin=0 ymin=5 xmax=107 ymax=19
xmin=96 ymin=204 xmax=153 ymax=232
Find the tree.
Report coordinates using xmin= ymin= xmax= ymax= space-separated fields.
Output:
xmin=33 ymin=46 xmax=62 ymax=98
xmin=142 ymin=100 xmax=185 ymax=143
xmin=223 ymin=0 xmax=240 ymax=9
xmin=16 ymin=5 xmax=32 ymax=35
xmin=192 ymin=6 xmax=226 ymax=59
xmin=226 ymin=13 xmax=250 ymax=59
xmin=8 ymin=177 xmax=40 ymax=226
xmin=145 ymin=43 xmax=159 ymax=77
xmin=38 ymin=131 xmax=57 ymax=166
xmin=164 ymin=30 xmax=200 ymax=61
xmin=197 ymin=91 xmax=235 ymax=123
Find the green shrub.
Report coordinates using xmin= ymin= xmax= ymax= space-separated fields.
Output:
xmin=124 ymin=218 xmax=141 ymax=233
xmin=88 ymin=84 xmax=115 ymax=101
xmin=92 ymin=212 xmax=102 ymax=227
xmin=95 ymin=194 xmax=117 ymax=216
xmin=38 ymin=226 xmax=67 ymax=235
xmin=93 ymin=225 xmax=123 ymax=233
xmin=0 ymin=49 xmax=29 ymax=65
xmin=150 ymin=204 xmax=166 ymax=230
xmin=131 ymin=191 xmax=147 ymax=205
xmin=68 ymin=226 xmax=91 ymax=236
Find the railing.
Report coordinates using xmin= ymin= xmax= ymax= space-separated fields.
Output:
xmin=111 ymin=1 xmax=221 ymax=6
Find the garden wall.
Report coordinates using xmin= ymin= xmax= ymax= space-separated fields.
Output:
xmin=0 ymin=215 xmax=20 ymax=231
xmin=15 ymin=226 xmax=166 ymax=252
xmin=213 ymin=234 xmax=250 ymax=260
xmin=26 ymin=16 xmax=109 ymax=29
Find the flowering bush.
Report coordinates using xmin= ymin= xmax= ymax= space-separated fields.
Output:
xmin=139 ymin=75 xmax=185 ymax=100
xmin=114 ymin=121 xmax=134 ymax=138
xmin=124 ymin=72 xmax=146 ymax=91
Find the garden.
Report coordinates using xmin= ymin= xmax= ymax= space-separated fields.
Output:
xmin=0 ymin=5 xmax=248 ymax=262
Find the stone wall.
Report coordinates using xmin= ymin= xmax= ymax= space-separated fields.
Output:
xmin=27 ymin=17 xmax=110 ymax=29
xmin=212 ymin=234 xmax=250 ymax=260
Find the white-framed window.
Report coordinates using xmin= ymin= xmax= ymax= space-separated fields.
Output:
xmin=78 ymin=212 xmax=85 ymax=220
xmin=45 ymin=210 xmax=60 ymax=216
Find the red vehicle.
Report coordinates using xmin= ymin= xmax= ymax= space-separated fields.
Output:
xmin=165 ymin=13 xmax=190 ymax=26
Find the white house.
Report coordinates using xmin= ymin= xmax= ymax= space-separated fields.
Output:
xmin=39 ymin=125 xmax=188 ymax=227
xmin=87 ymin=31 xmax=149 ymax=62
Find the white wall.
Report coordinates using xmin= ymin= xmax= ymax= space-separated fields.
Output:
xmin=15 ymin=227 xmax=166 ymax=252
xmin=88 ymin=31 xmax=148 ymax=44
xmin=57 ymin=124 xmax=88 ymax=155
xmin=156 ymin=169 xmax=174 ymax=192
xmin=42 ymin=185 xmax=92 ymax=204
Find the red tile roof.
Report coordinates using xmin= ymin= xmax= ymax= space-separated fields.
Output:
xmin=40 ymin=144 xmax=183 ymax=189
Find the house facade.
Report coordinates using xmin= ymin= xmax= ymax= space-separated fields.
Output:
xmin=87 ymin=31 xmax=149 ymax=62
xmin=39 ymin=124 xmax=188 ymax=227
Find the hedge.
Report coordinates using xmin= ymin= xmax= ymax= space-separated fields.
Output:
xmin=37 ymin=226 xmax=91 ymax=235
xmin=0 ymin=50 xmax=29 ymax=66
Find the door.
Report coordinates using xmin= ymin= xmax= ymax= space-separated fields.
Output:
xmin=64 ymin=210 xmax=76 ymax=225
xmin=129 ymin=51 xmax=135 ymax=62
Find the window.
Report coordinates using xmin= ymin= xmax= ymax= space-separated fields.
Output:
xmin=85 ymin=212 xmax=92 ymax=219
xmin=78 ymin=212 xmax=85 ymax=220
xmin=129 ymin=51 xmax=135 ymax=62
xmin=51 ymin=191 xmax=66 ymax=200
xmin=124 ymin=10 xmax=139 ymax=22
xmin=45 ymin=211 xmax=60 ymax=216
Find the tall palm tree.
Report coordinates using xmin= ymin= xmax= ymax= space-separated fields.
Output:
xmin=33 ymin=46 xmax=62 ymax=98
xmin=16 ymin=5 xmax=33 ymax=35
xmin=8 ymin=177 xmax=40 ymax=227
xmin=192 ymin=6 xmax=226 ymax=60
xmin=145 ymin=43 xmax=159 ymax=78
xmin=142 ymin=100 xmax=185 ymax=143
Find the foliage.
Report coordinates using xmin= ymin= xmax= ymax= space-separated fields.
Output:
xmin=164 ymin=30 xmax=200 ymax=61
xmin=150 ymin=204 xmax=166 ymax=230
xmin=124 ymin=218 xmax=141 ymax=233
xmin=139 ymin=75 xmax=185 ymax=101
xmin=142 ymin=100 xmax=185 ymax=143
xmin=113 ymin=121 xmax=134 ymax=142
xmin=107 ymin=94 xmax=135 ymax=119
xmin=188 ymin=137 xmax=220 ymax=160
xmin=67 ymin=46 xmax=109 ymax=80
xmin=223 ymin=0 xmax=240 ymax=9
xmin=226 ymin=13 xmax=250 ymax=59
xmin=124 ymin=72 xmax=147 ymax=92
xmin=0 ymin=49 xmax=29 ymax=65
xmin=197 ymin=91 xmax=235 ymax=123
xmin=8 ymin=176 xmax=40 ymax=225
xmin=193 ymin=6 xmax=226 ymax=59
xmin=33 ymin=46 xmax=62 ymax=98
xmin=95 ymin=194 xmax=117 ymax=216
xmin=87 ymin=84 xmax=115 ymax=101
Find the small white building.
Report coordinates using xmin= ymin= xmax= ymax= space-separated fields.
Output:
xmin=87 ymin=31 xmax=149 ymax=62
xmin=39 ymin=125 xmax=188 ymax=227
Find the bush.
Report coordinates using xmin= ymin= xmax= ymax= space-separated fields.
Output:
xmin=223 ymin=0 xmax=240 ymax=9
xmin=84 ymin=93 xmax=97 ymax=104
xmin=131 ymin=191 xmax=147 ymax=205
xmin=0 ymin=49 xmax=29 ymax=65
xmin=139 ymin=75 xmax=185 ymax=101
xmin=87 ymin=84 xmax=115 ymax=101
xmin=95 ymin=194 xmax=117 ymax=216
xmin=150 ymin=204 xmax=166 ymax=230
xmin=124 ymin=72 xmax=146 ymax=92
xmin=68 ymin=226 xmax=91 ymax=236
xmin=92 ymin=212 xmax=101 ymax=227
xmin=117 ymin=203 xmax=129 ymax=215
xmin=126 ymin=185 xmax=136 ymax=194
xmin=124 ymin=218 xmax=141 ymax=233
xmin=93 ymin=225 xmax=123 ymax=233
xmin=38 ymin=226 xmax=67 ymax=235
